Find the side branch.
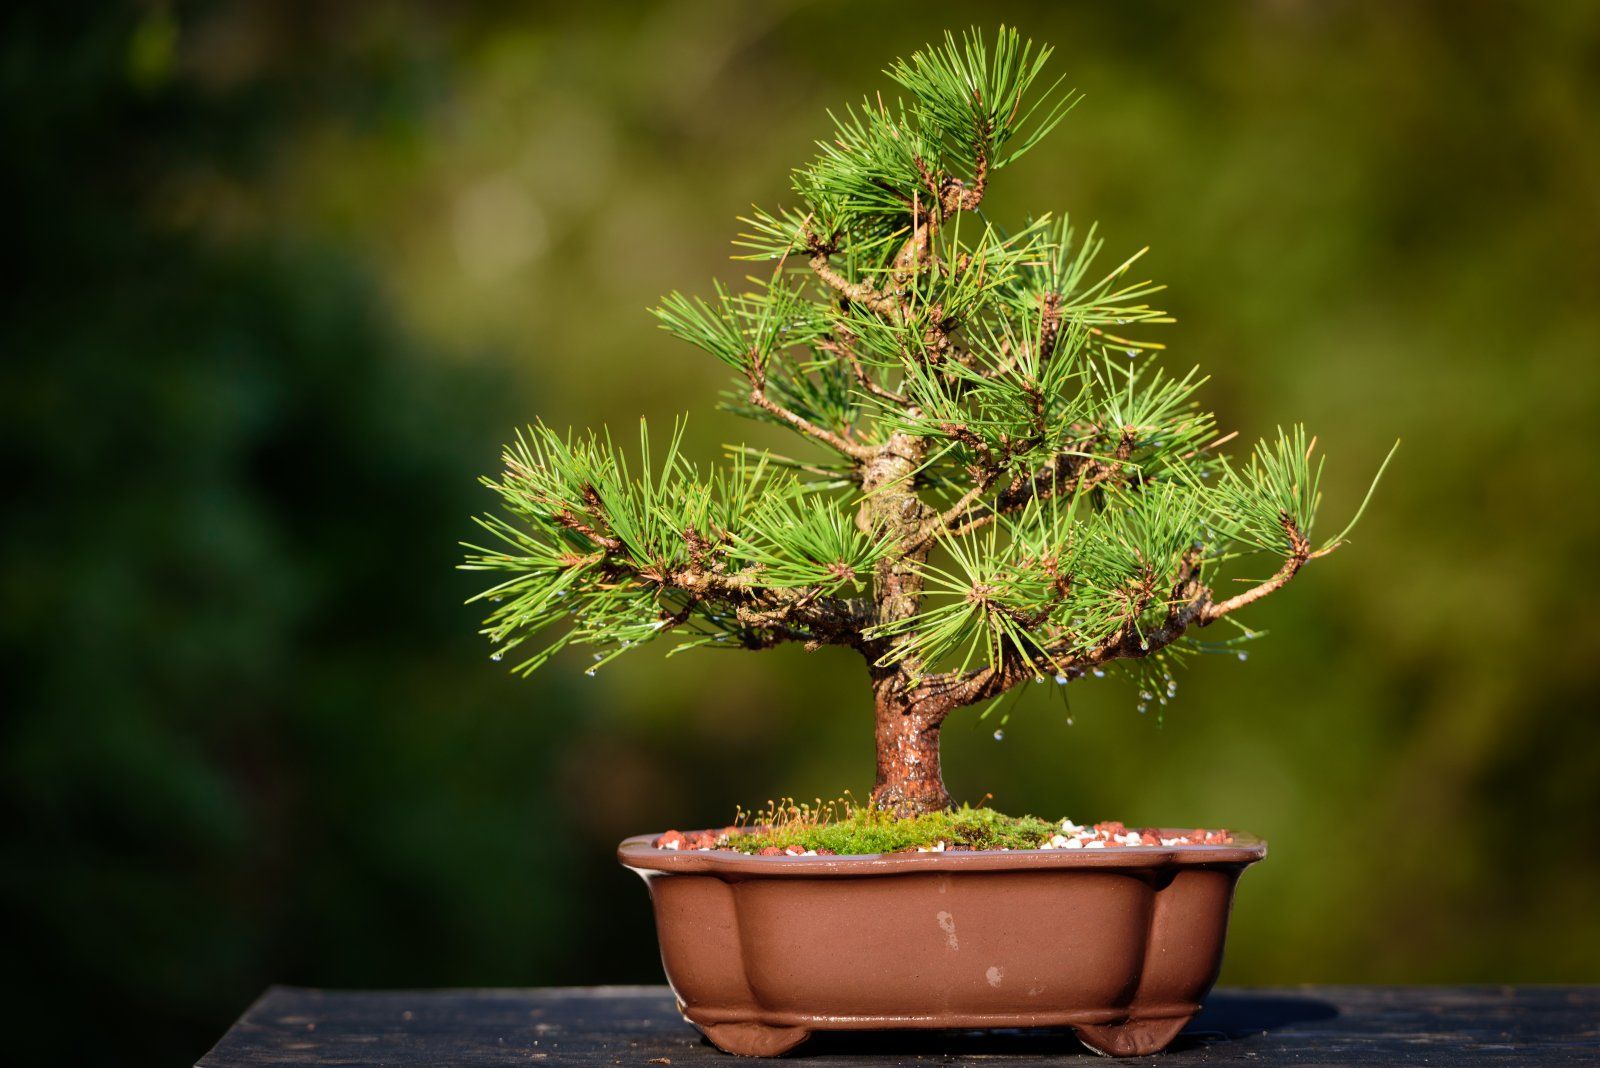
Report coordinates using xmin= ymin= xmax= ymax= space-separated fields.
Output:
xmin=546 ymin=494 xmax=872 ymax=649
xmin=903 ymin=551 xmax=1202 ymax=719
xmin=902 ymin=517 xmax=1317 ymax=722
xmin=640 ymin=555 xmax=870 ymax=648
xmin=904 ymin=467 xmax=999 ymax=552
xmin=939 ymin=139 xmax=990 ymax=215
xmin=747 ymin=376 xmax=876 ymax=462
xmin=553 ymin=508 xmax=622 ymax=552
xmin=1198 ymin=515 xmax=1313 ymax=623
xmin=808 ymin=251 xmax=902 ymax=320
xmin=818 ymin=334 xmax=907 ymax=405
xmin=679 ymin=570 xmax=869 ymax=647
xmin=980 ymin=291 xmax=1063 ymax=383
xmin=946 ymin=430 xmax=1135 ymax=538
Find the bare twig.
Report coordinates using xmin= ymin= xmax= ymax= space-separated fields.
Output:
xmin=747 ymin=380 xmax=877 ymax=462
xmin=817 ymin=334 xmax=907 ymax=405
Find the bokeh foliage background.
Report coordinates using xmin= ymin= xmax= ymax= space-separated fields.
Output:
xmin=3 ymin=2 xmax=1597 ymax=1062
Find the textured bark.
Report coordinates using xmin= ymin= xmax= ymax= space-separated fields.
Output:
xmin=858 ymin=430 xmax=955 ymax=815
xmin=868 ymin=672 xmax=952 ymax=815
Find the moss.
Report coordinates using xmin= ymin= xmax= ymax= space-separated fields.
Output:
xmin=728 ymin=805 xmax=1057 ymax=855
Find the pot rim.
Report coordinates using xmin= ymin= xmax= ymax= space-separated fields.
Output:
xmin=618 ymin=828 xmax=1266 ymax=877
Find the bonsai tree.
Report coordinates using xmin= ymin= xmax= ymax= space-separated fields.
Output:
xmin=464 ymin=28 xmax=1391 ymax=817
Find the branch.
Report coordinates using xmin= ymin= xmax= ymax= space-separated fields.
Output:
xmin=550 ymin=486 xmax=625 ymax=552
xmin=904 ymin=554 xmax=1195 ymax=719
xmin=733 ymin=589 xmax=871 ymax=648
xmin=808 ymin=250 xmax=903 ymax=320
xmin=639 ymin=554 xmax=871 ymax=648
xmin=940 ymin=138 xmax=989 ymax=215
xmin=949 ymin=429 xmax=1135 ymax=538
xmin=747 ymin=378 xmax=876 ymax=462
xmin=817 ymin=333 xmax=907 ymax=405
xmin=552 ymin=509 xmax=622 ymax=552
xmin=905 ymin=466 xmax=1000 ymax=552
xmin=893 ymin=175 xmax=940 ymax=277
xmin=1198 ymin=514 xmax=1312 ymax=624
xmin=905 ymin=515 xmax=1316 ymax=722
xmin=979 ymin=291 xmax=1063 ymax=383
xmin=538 ymin=476 xmax=876 ymax=650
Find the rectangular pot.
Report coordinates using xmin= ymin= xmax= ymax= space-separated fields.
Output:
xmin=619 ymin=830 xmax=1266 ymax=1057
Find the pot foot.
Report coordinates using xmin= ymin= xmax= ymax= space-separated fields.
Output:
xmin=1076 ymin=1015 xmax=1191 ymax=1057
xmin=699 ymin=1021 xmax=810 ymax=1057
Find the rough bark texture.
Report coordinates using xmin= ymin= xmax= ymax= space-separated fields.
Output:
xmin=869 ymin=670 xmax=952 ymax=815
xmin=857 ymin=431 xmax=957 ymax=815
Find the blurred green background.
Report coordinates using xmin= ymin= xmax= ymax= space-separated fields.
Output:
xmin=4 ymin=1 xmax=1598 ymax=1063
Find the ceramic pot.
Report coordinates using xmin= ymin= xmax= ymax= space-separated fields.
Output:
xmin=618 ymin=830 xmax=1266 ymax=1057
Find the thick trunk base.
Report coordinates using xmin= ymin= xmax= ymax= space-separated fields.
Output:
xmin=870 ymin=688 xmax=952 ymax=816
xmin=869 ymin=777 xmax=952 ymax=818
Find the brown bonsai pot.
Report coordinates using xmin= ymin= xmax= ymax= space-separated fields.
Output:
xmin=619 ymin=830 xmax=1266 ymax=1057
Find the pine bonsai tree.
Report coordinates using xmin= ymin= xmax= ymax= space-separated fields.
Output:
xmin=464 ymin=28 xmax=1392 ymax=817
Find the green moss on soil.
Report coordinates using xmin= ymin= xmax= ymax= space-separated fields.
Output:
xmin=728 ymin=805 xmax=1056 ymax=855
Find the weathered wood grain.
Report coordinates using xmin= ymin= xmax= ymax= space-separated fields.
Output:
xmin=197 ymin=985 xmax=1600 ymax=1066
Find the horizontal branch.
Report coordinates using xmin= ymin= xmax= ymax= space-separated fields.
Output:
xmin=904 ymin=518 xmax=1316 ymax=720
xmin=639 ymin=555 xmax=871 ymax=647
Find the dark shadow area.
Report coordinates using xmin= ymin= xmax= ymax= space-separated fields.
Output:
xmin=784 ymin=1027 xmax=1095 ymax=1059
xmin=744 ymin=994 xmax=1339 ymax=1059
xmin=1171 ymin=991 xmax=1340 ymax=1050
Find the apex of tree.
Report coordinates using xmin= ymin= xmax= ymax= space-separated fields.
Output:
xmin=462 ymin=28 xmax=1393 ymax=812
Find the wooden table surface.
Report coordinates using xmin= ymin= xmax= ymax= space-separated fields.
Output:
xmin=198 ymin=985 xmax=1598 ymax=1066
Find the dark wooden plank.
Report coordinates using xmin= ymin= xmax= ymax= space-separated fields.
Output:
xmin=197 ymin=985 xmax=1600 ymax=1066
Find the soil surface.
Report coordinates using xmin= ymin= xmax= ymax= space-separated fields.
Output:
xmin=653 ymin=819 xmax=1233 ymax=856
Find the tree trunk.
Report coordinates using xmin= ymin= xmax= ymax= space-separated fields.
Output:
xmin=859 ymin=430 xmax=951 ymax=815
xmin=868 ymin=672 xmax=952 ymax=815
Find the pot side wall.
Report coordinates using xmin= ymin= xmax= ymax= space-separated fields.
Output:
xmin=643 ymin=862 xmax=1245 ymax=1030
